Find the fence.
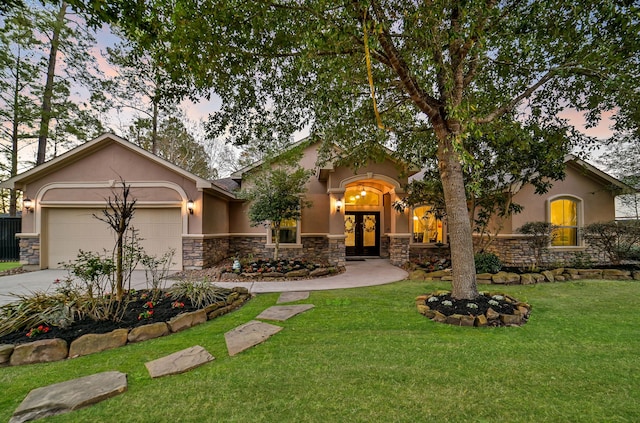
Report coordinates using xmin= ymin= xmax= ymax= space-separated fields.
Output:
xmin=0 ymin=217 xmax=21 ymax=261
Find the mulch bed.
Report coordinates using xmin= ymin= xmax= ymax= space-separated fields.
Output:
xmin=417 ymin=291 xmax=531 ymax=327
xmin=0 ymin=290 xmax=202 ymax=346
xmin=426 ymin=292 xmax=517 ymax=317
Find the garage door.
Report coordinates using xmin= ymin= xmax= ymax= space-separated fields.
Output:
xmin=45 ymin=208 xmax=182 ymax=270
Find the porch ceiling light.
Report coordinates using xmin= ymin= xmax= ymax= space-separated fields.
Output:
xmin=23 ymin=198 xmax=33 ymax=213
xmin=186 ymin=199 xmax=195 ymax=215
xmin=360 ymin=186 xmax=366 ymax=197
xmin=336 ymin=199 xmax=343 ymax=213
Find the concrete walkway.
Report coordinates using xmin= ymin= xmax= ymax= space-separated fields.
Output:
xmin=210 ymin=259 xmax=408 ymax=293
xmin=0 ymin=259 xmax=408 ymax=305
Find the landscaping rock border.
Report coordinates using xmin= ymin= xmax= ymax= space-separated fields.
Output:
xmin=415 ymin=292 xmax=532 ymax=327
xmin=1 ymin=288 xmax=252 ymax=367
xmin=410 ymin=267 xmax=640 ymax=284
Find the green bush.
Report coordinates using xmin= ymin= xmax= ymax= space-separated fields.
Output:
xmin=169 ymin=280 xmax=234 ymax=309
xmin=621 ymin=244 xmax=640 ymax=261
xmin=583 ymin=221 xmax=640 ymax=265
xmin=517 ymin=221 xmax=556 ymax=269
xmin=474 ymin=252 xmax=503 ymax=274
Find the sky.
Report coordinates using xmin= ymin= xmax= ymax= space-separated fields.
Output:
xmin=92 ymin=24 xmax=616 ymax=145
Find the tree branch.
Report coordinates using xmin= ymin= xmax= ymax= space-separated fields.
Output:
xmin=474 ymin=70 xmax=556 ymax=124
xmin=367 ymin=0 xmax=441 ymax=117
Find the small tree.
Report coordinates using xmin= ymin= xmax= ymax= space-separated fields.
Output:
xmin=583 ymin=221 xmax=640 ymax=265
xmin=93 ymin=180 xmax=136 ymax=301
xmin=240 ymin=165 xmax=312 ymax=260
xmin=517 ymin=222 xmax=557 ymax=270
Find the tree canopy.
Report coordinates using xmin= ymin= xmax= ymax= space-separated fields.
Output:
xmin=72 ymin=0 xmax=640 ymax=299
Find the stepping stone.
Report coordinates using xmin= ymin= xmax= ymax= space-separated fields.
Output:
xmin=10 ymin=371 xmax=127 ymax=423
xmin=256 ymin=304 xmax=315 ymax=322
xmin=225 ymin=320 xmax=283 ymax=356
xmin=145 ymin=345 xmax=214 ymax=378
xmin=277 ymin=291 xmax=310 ymax=303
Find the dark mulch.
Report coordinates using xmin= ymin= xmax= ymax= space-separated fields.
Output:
xmin=0 ymin=290 xmax=201 ymax=346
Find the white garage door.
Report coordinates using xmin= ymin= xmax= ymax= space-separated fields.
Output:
xmin=46 ymin=208 xmax=182 ymax=270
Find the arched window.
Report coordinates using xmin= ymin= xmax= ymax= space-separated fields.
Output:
xmin=412 ymin=205 xmax=445 ymax=244
xmin=550 ymin=197 xmax=580 ymax=246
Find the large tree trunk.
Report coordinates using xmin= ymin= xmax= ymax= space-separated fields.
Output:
xmin=437 ymin=133 xmax=479 ymax=300
xmin=9 ymin=49 xmax=21 ymax=216
xmin=36 ymin=1 xmax=67 ymax=165
xmin=151 ymin=100 xmax=158 ymax=154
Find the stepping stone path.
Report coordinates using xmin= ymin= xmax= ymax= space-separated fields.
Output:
xmin=256 ymin=304 xmax=315 ymax=322
xmin=224 ymin=292 xmax=313 ymax=356
xmin=10 ymin=371 xmax=127 ymax=423
xmin=145 ymin=345 xmax=214 ymax=378
xmin=10 ymin=291 xmax=315 ymax=421
xmin=277 ymin=291 xmax=310 ymax=303
xmin=225 ymin=320 xmax=283 ymax=356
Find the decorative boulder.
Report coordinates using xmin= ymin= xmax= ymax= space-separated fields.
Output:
xmin=127 ymin=323 xmax=170 ymax=343
xmin=286 ymin=269 xmax=310 ymax=278
xmin=0 ymin=344 xmax=14 ymax=366
xmin=309 ymin=268 xmax=330 ymax=277
xmin=69 ymin=329 xmax=129 ymax=358
xmin=492 ymin=272 xmax=520 ymax=284
xmin=167 ymin=310 xmax=207 ymax=333
xmin=10 ymin=339 xmax=68 ymax=366
xmin=541 ymin=270 xmax=555 ymax=282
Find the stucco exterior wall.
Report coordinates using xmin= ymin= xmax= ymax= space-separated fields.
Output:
xmin=510 ymin=162 xmax=617 ymax=232
xmin=203 ymin=194 xmax=229 ymax=234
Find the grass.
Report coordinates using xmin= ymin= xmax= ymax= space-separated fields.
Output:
xmin=1 ymin=279 xmax=639 ymax=422
xmin=0 ymin=262 xmax=20 ymax=272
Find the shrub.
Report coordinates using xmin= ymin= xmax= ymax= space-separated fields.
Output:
xmin=141 ymin=248 xmax=176 ymax=301
xmin=569 ymin=251 xmax=594 ymax=269
xmin=0 ymin=290 xmax=77 ymax=337
xmin=583 ymin=221 xmax=640 ymax=265
xmin=169 ymin=280 xmax=233 ymax=309
xmin=62 ymin=250 xmax=128 ymax=322
xmin=474 ymin=252 xmax=502 ymax=274
xmin=517 ymin=222 xmax=556 ymax=269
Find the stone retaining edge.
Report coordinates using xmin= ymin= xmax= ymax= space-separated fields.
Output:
xmin=1 ymin=289 xmax=252 ymax=367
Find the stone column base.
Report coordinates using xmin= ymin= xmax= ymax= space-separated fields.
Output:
xmin=327 ymin=235 xmax=346 ymax=267
xmin=389 ymin=234 xmax=411 ymax=267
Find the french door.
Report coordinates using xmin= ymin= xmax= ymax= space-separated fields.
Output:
xmin=344 ymin=212 xmax=380 ymax=256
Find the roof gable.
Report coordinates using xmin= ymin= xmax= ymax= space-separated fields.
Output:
xmin=231 ymin=137 xmax=420 ymax=182
xmin=565 ymin=154 xmax=636 ymax=194
xmin=1 ymin=133 xmax=233 ymax=198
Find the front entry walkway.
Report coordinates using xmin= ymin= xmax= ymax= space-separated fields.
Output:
xmin=0 ymin=259 xmax=408 ymax=305
xmin=211 ymin=259 xmax=408 ymax=293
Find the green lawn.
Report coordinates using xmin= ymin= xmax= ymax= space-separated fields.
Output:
xmin=0 ymin=262 xmax=20 ymax=272
xmin=1 ymin=279 xmax=639 ymax=422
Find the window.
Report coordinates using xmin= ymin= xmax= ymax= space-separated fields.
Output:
xmin=270 ymin=218 xmax=298 ymax=244
xmin=550 ymin=198 xmax=579 ymax=246
xmin=344 ymin=188 xmax=379 ymax=206
xmin=412 ymin=206 xmax=444 ymax=244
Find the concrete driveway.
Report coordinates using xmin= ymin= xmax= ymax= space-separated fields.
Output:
xmin=0 ymin=270 xmax=156 ymax=306
xmin=0 ymin=259 xmax=409 ymax=306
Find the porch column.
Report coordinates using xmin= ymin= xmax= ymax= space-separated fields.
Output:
xmin=389 ymin=191 xmax=410 ymax=234
xmin=389 ymin=191 xmax=411 ymax=267
xmin=328 ymin=192 xmax=346 ymax=267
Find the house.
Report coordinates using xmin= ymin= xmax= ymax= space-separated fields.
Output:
xmin=1 ymin=133 xmax=632 ymax=271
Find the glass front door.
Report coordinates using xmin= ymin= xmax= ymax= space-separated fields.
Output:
xmin=345 ymin=212 xmax=380 ymax=256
